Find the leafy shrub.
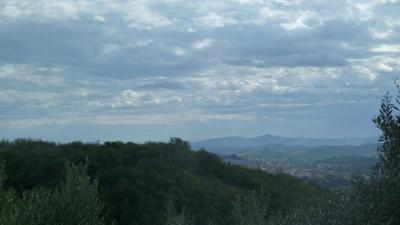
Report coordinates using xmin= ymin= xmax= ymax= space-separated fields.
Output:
xmin=0 ymin=161 xmax=106 ymax=225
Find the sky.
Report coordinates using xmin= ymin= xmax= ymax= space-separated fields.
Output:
xmin=0 ymin=0 xmax=399 ymax=142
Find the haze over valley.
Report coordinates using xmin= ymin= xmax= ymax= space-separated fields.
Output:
xmin=193 ymin=134 xmax=379 ymax=187
xmin=1 ymin=0 xmax=400 ymax=224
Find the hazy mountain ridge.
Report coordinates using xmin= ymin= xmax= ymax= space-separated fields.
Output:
xmin=192 ymin=134 xmax=379 ymax=155
xmin=193 ymin=135 xmax=379 ymax=188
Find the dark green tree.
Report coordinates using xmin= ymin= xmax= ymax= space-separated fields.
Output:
xmin=351 ymin=84 xmax=400 ymax=225
xmin=0 ymin=161 xmax=106 ymax=225
xmin=373 ymin=90 xmax=400 ymax=177
xmin=231 ymin=191 xmax=268 ymax=225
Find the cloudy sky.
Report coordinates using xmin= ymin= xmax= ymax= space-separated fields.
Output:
xmin=0 ymin=0 xmax=399 ymax=142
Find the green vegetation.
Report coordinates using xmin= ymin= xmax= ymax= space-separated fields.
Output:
xmin=0 ymin=138 xmax=319 ymax=225
xmin=1 ymin=88 xmax=399 ymax=225
xmin=0 ymin=161 xmax=105 ymax=225
xmin=251 ymin=88 xmax=400 ymax=225
xmin=156 ymin=84 xmax=400 ymax=225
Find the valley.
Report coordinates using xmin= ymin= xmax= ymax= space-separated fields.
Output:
xmin=193 ymin=135 xmax=379 ymax=188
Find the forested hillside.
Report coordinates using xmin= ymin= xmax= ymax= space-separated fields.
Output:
xmin=0 ymin=138 xmax=319 ymax=225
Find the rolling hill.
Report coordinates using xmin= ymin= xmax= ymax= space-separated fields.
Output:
xmin=192 ymin=134 xmax=378 ymax=155
xmin=192 ymin=135 xmax=379 ymax=188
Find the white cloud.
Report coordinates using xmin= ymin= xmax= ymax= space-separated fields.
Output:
xmin=122 ymin=2 xmax=172 ymax=30
xmin=355 ymin=66 xmax=377 ymax=81
xmin=237 ymin=0 xmax=264 ymax=4
xmin=117 ymin=89 xmax=161 ymax=107
xmin=0 ymin=1 xmax=90 ymax=20
xmin=370 ymin=28 xmax=392 ymax=39
xmin=377 ymin=62 xmax=394 ymax=72
xmin=371 ymin=44 xmax=400 ymax=53
xmin=0 ymin=112 xmax=252 ymax=128
xmin=0 ymin=0 xmax=172 ymax=30
xmin=280 ymin=10 xmax=313 ymax=31
xmin=2 ymin=5 xmax=23 ymax=18
xmin=259 ymin=7 xmax=285 ymax=20
xmin=0 ymin=64 xmax=16 ymax=78
xmin=194 ymin=13 xmax=237 ymax=28
xmin=351 ymin=56 xmax=400 ymax=74
xmin=39 ymin=1 xmax=82 ymax=20
xmin=168 ymin=96 xmax=183 ymax=103
xmin=193 ymin=38 xmax=213 ymax=50
xmin=173 ymin=47 xmax=187 ymax=56
xmin=103 ymin=39 xmax=153 ymax=53
xmin=93 ymin=15 xmax=106 ymax=22
xmin=273 ymin=0 xmax=306 ymax=6
xmin=0 ymin=64 xmax=64 ymax=86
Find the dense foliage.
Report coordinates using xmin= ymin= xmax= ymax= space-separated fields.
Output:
xmin=0 ymin=161 xmax=105 ymax=225
xmin=0 ymin=138 xmax=319 ymax=225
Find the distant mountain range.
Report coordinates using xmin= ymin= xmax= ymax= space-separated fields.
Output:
xmin=192 ymin=134 xmax=380 ymax=188
xmin=191 ymin=134 xmax=379 ymax=155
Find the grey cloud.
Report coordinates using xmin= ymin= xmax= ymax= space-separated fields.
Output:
xmin=0 ymin=20 xmax=207 ymax=78
xmin=138 ymin=80 xmax=186 ymax=90
xmin=316 ymin=20 xmax=371 ymax=42
xmin=0 ymin=0 xmax=399 ymax=140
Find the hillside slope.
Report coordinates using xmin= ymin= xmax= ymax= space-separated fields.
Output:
xmin=0 ymin=139 xmax=319 ymax=225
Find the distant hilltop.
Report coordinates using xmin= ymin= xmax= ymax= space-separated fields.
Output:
xmin=191 ymin=134 xmax=379 ymax=154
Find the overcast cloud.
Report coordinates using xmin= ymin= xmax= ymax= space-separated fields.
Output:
xmin=0 ymin=0 xmax=399 ymax=142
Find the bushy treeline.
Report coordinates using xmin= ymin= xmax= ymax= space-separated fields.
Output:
xmin=0 ymin=138 xmax=319 ymax=225
xmin=0 ymin=161 xmax=105 ymax=225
